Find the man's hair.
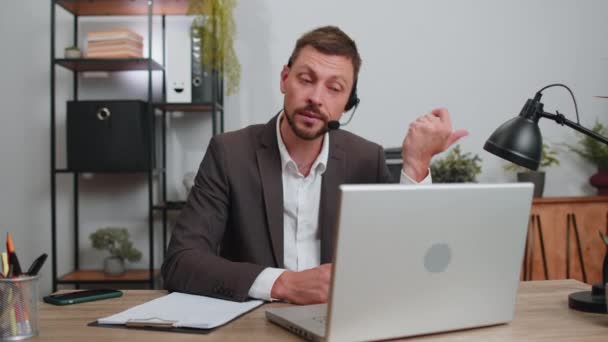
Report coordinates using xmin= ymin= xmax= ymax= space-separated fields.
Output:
xmin=288 ymin=26 xmax=361 ymax=82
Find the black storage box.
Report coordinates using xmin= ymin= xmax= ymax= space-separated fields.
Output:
xmin=67 ymin=100 xmax=153 ymax=172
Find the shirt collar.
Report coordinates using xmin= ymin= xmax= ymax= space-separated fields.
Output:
xmin=276 ymin=112 xmax=329 ymax=175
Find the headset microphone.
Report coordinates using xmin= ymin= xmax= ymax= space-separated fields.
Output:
xmin=327 ymin=79 xmax=360 ymax=131
xmin=327 ymin=99 xmax=359 ymax=131
xmin=327 ymin=120 xmax=341 ymax=130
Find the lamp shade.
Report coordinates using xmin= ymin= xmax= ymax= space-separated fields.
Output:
xmin=483 ymin=115 xmax=542 ymax=170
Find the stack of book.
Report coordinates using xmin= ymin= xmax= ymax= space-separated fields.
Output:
xmin=86 ymin=29 xmax=144 ymax=58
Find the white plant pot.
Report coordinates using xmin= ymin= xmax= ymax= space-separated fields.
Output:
xmin=104 ymin=256 xmax=125 ymax=276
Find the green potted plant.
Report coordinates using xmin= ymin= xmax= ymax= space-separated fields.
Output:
xmin=567 ymin=121 xmax=608 ymax=195
xmin=504 ymin=143 xmax=560 ymax=198
xmin=430 ymin=145 xmax=482 ymax=183
xmin=188 ymin=0 xmax=240 ymax=95
xmin=90 ymin=227 xmax=142 ymax=276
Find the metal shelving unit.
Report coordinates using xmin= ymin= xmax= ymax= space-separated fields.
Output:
xmin=50 ymin=0 xmax=224 ymax=291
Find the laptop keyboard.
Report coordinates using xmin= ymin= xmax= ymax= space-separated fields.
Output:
xmin=312 ymin=315 xmax=327 ymax=325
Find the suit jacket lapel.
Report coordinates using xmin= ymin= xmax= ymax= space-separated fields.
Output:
xmin=319 ymin=135 xmax=346 ymax=263
xmin=256 ymin=116 xmax=284 ymax=268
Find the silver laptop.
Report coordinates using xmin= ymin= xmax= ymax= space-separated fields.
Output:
xmin=266 ymin=183 xmax=533 ymax=341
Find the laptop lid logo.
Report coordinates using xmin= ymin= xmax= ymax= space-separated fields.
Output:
xmin=424 ymin=243 xmax=452 ymax=273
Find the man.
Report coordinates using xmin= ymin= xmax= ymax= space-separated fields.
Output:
xmin=162 ymin=26 xmax=467 ymax=304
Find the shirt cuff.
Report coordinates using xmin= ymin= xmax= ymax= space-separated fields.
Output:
xmin=400 ymin=168 xmax=432 ymax=184
xmin=248 ymin=267 xmax=286 ymax=301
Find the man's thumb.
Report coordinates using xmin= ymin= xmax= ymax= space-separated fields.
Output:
xmin=446 ymin=129 xmax=469 ymax=148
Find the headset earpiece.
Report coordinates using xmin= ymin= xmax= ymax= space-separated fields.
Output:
xmin=344 ymin=81 xmax=359 ymax=112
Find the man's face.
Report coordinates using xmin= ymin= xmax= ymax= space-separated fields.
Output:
xmin=280 ymin=46 xmax=355 ymax=140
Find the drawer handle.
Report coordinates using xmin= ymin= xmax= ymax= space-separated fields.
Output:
xmin=96 ymin=107 xmax=111 ymax=121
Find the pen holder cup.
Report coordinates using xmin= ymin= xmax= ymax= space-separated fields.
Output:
xmin=0 ymin=276 xmax=39 ymax=340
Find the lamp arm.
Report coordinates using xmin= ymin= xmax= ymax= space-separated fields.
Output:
xmin=540 ymin=112 xmax=608 ymax=146
xmin=543 ymin=109 xmax=608 ymax=286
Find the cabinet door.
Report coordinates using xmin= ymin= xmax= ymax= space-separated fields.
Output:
xmin=528 ymin=198 xmax=608 ymax=285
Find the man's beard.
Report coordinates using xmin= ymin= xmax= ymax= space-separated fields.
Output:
xmin=284 ymin=105 xmax=328 ymax=140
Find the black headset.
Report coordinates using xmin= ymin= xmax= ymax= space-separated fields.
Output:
xmin=287 ymin=57 xmax=360 ymax=112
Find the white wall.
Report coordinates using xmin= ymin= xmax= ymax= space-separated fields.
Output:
xmin=229 ymin=0 xmax=608 ymax=195
xmin=0 ymin=0 xmax=54 ymax=296
xmin=1 ymin=0 xmax=607 ymax=296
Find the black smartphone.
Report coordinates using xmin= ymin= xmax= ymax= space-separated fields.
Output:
xmin=43 ymin=289 xmax=123 ymax=305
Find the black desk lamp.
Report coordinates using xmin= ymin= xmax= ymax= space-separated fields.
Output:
xmin=483 ymin=83 xmax=608 ymax=314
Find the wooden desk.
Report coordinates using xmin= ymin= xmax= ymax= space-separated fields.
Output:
xmin=33 ymin=280 xmax=607 ymax=341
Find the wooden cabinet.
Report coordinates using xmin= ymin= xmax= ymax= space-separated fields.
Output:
xmin=524 ymin=196 xmax=608 ymax=284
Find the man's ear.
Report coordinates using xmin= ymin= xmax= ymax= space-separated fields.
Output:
xmin=280 ymin=65 xmax=289 ymax=94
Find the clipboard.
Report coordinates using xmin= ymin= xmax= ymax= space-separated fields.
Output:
xmin=90 ymin=292 xmax=264 ymax=334
xmin=87 ymin=319 xmax=213 ymax=335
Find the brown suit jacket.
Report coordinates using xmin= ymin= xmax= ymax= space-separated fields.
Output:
xmin=161 ymin=115 xmax=392 ymax=301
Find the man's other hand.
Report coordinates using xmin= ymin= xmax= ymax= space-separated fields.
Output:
xmin=270 ymin=264 xmax=332 ymax=304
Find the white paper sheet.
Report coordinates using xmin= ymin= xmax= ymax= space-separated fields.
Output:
xmin=97 ymin=292 xmax=264 ymax=329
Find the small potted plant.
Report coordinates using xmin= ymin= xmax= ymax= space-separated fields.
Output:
xmin=430 ymin=145 xmax=482 ymax=183
xmin=504 ymin=143 xmax=560 ymax=197
xmin=90 ymin=227 xmax=142 ymax=276
xmin=567 ymin=121 xmax=608 ymax=195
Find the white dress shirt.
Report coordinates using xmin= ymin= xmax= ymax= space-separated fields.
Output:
xmin=248 ymin=114 xmax=432 ymax=300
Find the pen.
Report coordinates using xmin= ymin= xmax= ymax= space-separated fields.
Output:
xmin=26 ymin=253 xmax=48 ymax=276
xmin=13 ymin=289 xmax=24 ymax=335
xmin=6 ymin=233 xmax=22 ymax=277
xmin=7 ymin=285 xmax=17 ymax=336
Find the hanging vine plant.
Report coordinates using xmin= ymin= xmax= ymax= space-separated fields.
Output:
xmin=188 ymin=0 xmax=240 ymax=95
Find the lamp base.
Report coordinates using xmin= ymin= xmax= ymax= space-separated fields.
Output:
xmin=568 ymin=283 xmax=607 ymax=314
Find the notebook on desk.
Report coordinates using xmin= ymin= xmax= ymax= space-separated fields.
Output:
xmin=92 ymin=292 xmax=263 ymax=334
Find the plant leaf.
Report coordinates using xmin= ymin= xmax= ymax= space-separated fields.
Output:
xmin=189 ymin=0 xmax=241 ymax=95
xmin=566 ymin=121 xmax=608 ymax=169
xmin=430 ymin=144 xmax=482 ymax=183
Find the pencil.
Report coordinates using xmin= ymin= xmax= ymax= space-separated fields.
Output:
xmin=18 ymin=288 xmax=31 ymax=335
xmin=6 ymin=233 xmax=22 ymax=276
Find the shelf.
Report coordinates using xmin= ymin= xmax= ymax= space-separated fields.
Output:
xmin=56 ymin=0 xmax=200 ymax=16
xmin=57 ymin=269 xmax=160 ymax=284
xmin=55 ymin=58 xmax=164 ymax=72
xmin=154 ymin=102 xmax=224 ymax=112
xmin=54 ymin=168 xmax=163 ymax=174
xmin=50 ymin=2 xmax=224 ymax=292
xmin=153 ymin=201 xmax=186 ymax=211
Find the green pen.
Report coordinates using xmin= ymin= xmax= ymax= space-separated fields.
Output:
xmin=7 ymin=286 xmax=17 ymax=336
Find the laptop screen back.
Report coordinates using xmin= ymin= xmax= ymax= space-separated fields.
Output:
xmin=326 ymin=183 xmax=533 ymax=341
